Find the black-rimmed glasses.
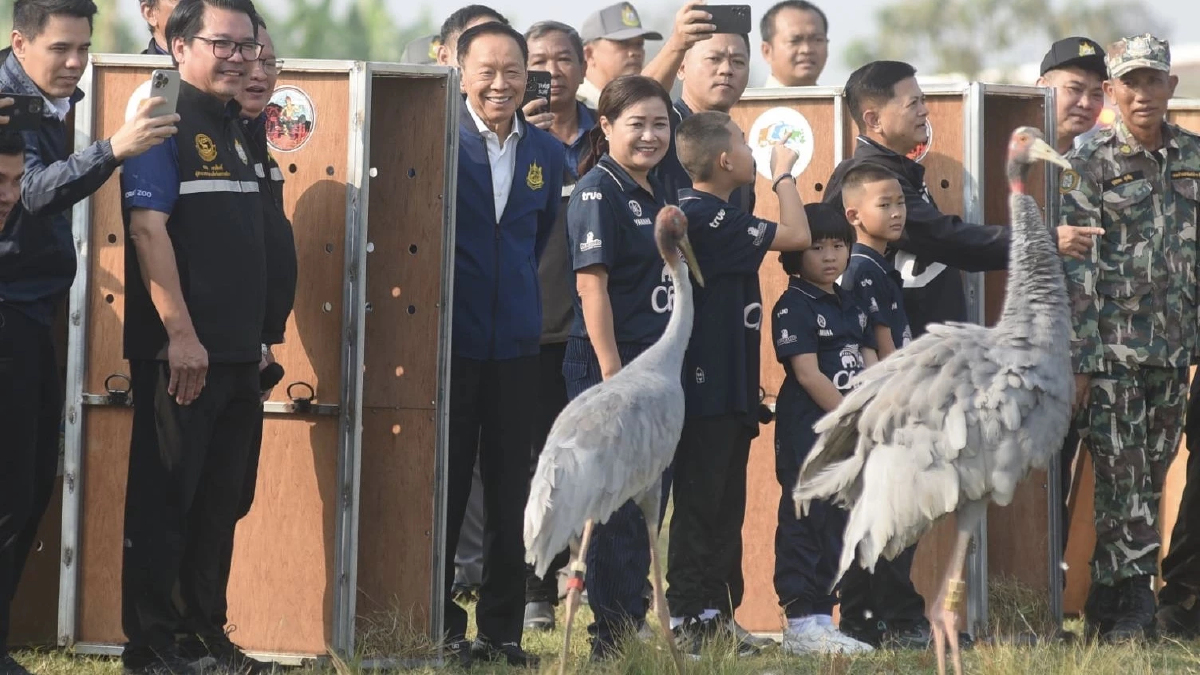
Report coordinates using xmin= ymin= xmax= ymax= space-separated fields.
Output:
xmin=258 ymin=59 xmax=283 ymax=76
xmin=192 ymin=35 xmax=264 ymax=60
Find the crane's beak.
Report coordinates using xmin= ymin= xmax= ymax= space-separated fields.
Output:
xmin=1029 ymin=136 xmax=1072 ymax=170
xmin=679 ymin=235 xmax=705 ymax=287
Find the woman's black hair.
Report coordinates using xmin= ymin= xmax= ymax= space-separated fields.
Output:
xmin=577 ymin=75 xmax=672 ymax=177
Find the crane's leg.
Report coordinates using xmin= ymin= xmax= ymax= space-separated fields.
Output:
xmin=558 ymin=519 xmax=595 ymax=675
xmin=638 ymin=486 xmax=686 ymax=675
xmin=929 ymin=500 xmax=986 ymax=675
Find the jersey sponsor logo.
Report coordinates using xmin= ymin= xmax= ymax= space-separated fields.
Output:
xmin=777 ymin=329 xmax=798 ymax=346
xmin=777 ymin=307 xmax=788 ymax=316
xmin=580 ymin=231 xmax=603 ymax=252
xmin=124 ymin=188 xmax=153 ymax=199
xmin=195 ymin=134 xmax=218 ymax=162
xmin=832 ymin=344 xmax=865 ymax=391
xmin=816 ymin=314 xmax=827 ymax=328
xmin=628 ymin=200 xmax=643 ymax=217
xmin=695 ymin=367 xmax=706 ymax=384
xmin=709 ymin=208 xmax=726 ymax=228
xmin=859 ymin=312 xmax=868 ymax=330
xmin=580 ymin=190 xmax=602 ymax=201
xmin=891 ymin=301 xmax=898 ymax=310
xmin=651 ymin=260 xmax=687 ymax=313
xmin=635 ymin=217 xmax=653 ymax=226
xmin=744 ymin=302 xmax=762 ymax=330
xmin=860 ymin=277 xmax=873 ymax=287
xmin=868 ymin=297 xmax=879 ymax=313
xmin=527 ymin=161 xmax=545 ymax=190
xmin=819 ymin=329 xmax=834 ymax=336
xmin=747 ymin=224 xmax=766 ymax=246
xmin=902 ymin=324 xmax=913 ymax=346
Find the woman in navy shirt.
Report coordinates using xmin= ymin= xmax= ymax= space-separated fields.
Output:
xmin=563 ymin=74 xmax=675 ymax=659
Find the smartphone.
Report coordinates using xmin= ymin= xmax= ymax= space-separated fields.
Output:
xmin=523 ymin=70 xmax=552 ymax=108
xmin=147 ymin=69 xmax=180 ymax=118
xmin=707 ymin=5 xmax=752 ymax=35
xmin=0 ymin=93 xmax=44 ymax=131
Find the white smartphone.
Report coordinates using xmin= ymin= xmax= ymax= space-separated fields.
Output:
xmin=147 ymin=69 xmax=180 ymax=118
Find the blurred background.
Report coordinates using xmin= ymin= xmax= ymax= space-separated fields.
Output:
xmin=0 ymin=0 xmax=1194 ymax=96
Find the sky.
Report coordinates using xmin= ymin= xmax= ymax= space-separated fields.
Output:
xmin=250 ymin=0 xmax=1200 ymax=85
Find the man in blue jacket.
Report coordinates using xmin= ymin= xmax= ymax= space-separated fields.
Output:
xmin=442 ymin=22 xmax=563 ymax=668
xmin=0 ymin=1 xmax=176 ymax=672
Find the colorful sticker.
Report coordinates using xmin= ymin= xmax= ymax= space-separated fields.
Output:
xmin=748 ymin=107 xmax=815 ymax=181
xmin=907 ymin=120 xmax=932 ymax=163
xmin=265 ymin=85 xmax=316 ymax=152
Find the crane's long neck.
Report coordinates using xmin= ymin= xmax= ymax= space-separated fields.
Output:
xmin=994 ymin=180 xmax=1071 ymax=352
xmin=643 ymin=256 xmax=694 ymax=372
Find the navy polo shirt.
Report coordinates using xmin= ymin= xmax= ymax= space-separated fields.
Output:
xmin=563 ymin=103 xmax=597 ymax=183
xmin=678 ymin=188 xmax=778 ymax=424
xmin=772 ymin=277 xmax=876 ymax=421
xmin=567 ymin=154 xmax=672 ymax=345
xmin=841 ymin=243 xmax=912 ymax=350
xmin=653 ymin=99 xmax=755 ymax=212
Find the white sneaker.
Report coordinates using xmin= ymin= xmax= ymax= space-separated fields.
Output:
xmin=782 ymin=621 xmax=875 ymax=655
xmin=728 ymin=618 xmax=778 ymax=649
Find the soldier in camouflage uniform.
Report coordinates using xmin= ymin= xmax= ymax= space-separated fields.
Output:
xmin=1061 ymin=33 xmax=1200 ymax=642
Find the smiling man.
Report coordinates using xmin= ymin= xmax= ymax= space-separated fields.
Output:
xmin=1061 ymin=34 xmax=1200 ymax=644
xmin=0 ymin=2 xmax=177 ymax=671
xmin=443 ymin=21 xmax=563 ymax=668
xmin=117 ymin=0 xmax=267 ymax=672
xmin=1038 ymin=37 xmax=1107 ymax=154
xmin=760 ymin=0 xmax=829 ymax=87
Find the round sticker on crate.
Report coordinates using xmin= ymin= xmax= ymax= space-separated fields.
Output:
xmin=749 ymin=107 xmax=815 ymax=181
xmin=265 ymin=86 xmax=317 ymax=152
xmin=907 ymin=119 xmax=932 ymax=163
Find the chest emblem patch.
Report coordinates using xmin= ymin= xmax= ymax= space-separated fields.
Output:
xmin=628 ymin=199 xmax=643 ymax=217
xmin=527 ymin=161 xmax=544 ymax=190
xmin=195 ymin=134 xmax=218 ymax=162
xmin=1060 ymin=169 xmax=1081 ymax=194
xmin=816 ymin=314 xmax=827 ymax=328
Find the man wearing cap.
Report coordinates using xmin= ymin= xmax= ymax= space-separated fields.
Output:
xmin=1061 ymin=33 xmax=1200 ymax=643
xmin=1039 ymin=37 xmax=1107 ymax=154
xmin=1036 ymin=36 xmax=1108 ymax=560
xmin=576 ymin=2 xmax=662 ymax=108
xmin=402 ymin=34 xmax=440 ymax=65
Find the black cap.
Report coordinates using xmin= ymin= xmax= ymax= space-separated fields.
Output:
xmin=1041 ymin=37 xmax=1107 ymax=79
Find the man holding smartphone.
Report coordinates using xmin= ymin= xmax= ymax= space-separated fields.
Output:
xmin=0 ymin=1 xmax=177 ymax=672
xmin=117 ymin=0 xmax=266 ymax=672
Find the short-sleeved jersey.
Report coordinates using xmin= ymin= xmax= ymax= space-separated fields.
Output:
xmin=653 ymin=99 xmax=755 ymax=212
xmin=1061 ymin=121 xmax=1200 ymax=372
xmin=771 ymin=276 xmax=876 ymax=420
xmin=678 ymin=188 xmax=778 ymax=425
xmin=841 ymin=243 xmax=912 ymax=350
xmin=567 ymin=154 xmax=673 ymax=345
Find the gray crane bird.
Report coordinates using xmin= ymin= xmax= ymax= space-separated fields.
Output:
xmin=524 ymin=205 xmax=701 ymax=675
xmin=792 ymin=127 xmax=1074 ymax=675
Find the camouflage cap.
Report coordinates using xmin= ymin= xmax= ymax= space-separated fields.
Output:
xmin=1105 ymin=34 xmax=1171 ymax=79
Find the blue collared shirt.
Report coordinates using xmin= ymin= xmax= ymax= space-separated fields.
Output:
xmin=563 ymin=103 xmax=596 ymax=183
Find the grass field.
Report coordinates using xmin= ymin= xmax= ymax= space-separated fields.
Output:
xmin=11 ymin=605 xmax=1200 ymax=675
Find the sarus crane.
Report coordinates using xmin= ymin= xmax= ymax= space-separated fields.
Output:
xmin=793 ymin=127 xmax=1074 ymax=675
xmin=524 ymin=205 xmax=700 ymax=675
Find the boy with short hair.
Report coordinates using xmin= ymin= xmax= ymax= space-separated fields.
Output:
xmin=669 ymin=111 xmax=813 ymax=655
xmin=834 ymin=163 xmax=922 ymax=641
xmin=840 ymin=164 xmax=911 ymax=358
xmin=771 ymin=203 xmax=877 ymax=655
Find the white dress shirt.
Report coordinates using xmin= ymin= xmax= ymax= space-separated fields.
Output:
xmin=467 ymin=100 xmax=523 ymax=221
xmin=576 ymin=78 xmax=602 ymax=109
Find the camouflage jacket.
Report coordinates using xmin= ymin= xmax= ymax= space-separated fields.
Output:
xmin=1061 ymin=121 xmax=1200 ymax=373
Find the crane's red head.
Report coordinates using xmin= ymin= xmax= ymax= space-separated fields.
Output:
xmin=655 ymin=205 xmax=705 ymax=287
xmin=1007 ymin=126 xmax=1072 ymax=194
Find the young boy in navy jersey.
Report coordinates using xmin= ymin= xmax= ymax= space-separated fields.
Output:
xmin=668 ymin=110 xmax=813 ymax=654
xmin=771 ymin=203 xmax=877 ymax=655
xmin=835 ymin=164 xmax=928 ymax=646
xmin=840 ymin=164 xmax=911 ymax=357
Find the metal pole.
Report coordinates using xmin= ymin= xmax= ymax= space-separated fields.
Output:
xmin=1042 ymin=83 xmax=1066 ymax=632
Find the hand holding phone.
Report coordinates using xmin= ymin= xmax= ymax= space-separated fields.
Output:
xmin=110 ymin=76 xmax=181 ymax=161
xmin=0 ymin=94 xmax=46 ymax=132
xmin=522 ymin=70 xmax=552 ymax=108
xmin=706 ymin=5 xmax=752 ymax=35
xmin=148 ymin=69 xmax=181 ymax=118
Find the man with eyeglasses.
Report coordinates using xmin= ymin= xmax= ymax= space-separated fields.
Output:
xmin=759 ymin=0 xmax=829 ymax=87
xmin=118 ymin=1 xmax=268 ymax=672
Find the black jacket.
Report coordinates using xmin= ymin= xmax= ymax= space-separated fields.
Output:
xmin=244 ymin=115 xmax=297 ymax=345
xmin=823 ymin=136 xmax=1009 ymax=335
xmin=0 ymin=48 xmax=121 ymax=325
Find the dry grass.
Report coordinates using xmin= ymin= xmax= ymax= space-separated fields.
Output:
xmin=12 ymin=603 xmax=1200 ymax=675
